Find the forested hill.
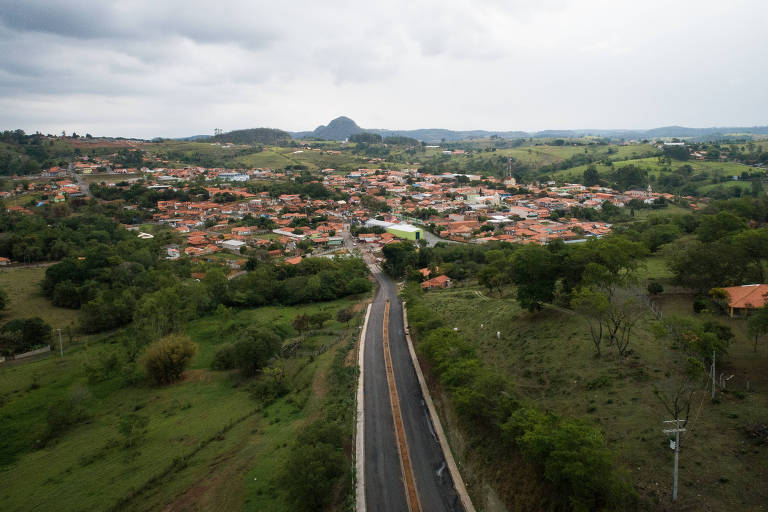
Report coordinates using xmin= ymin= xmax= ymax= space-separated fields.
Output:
xmin=212 ymin=127 xmax=291 ymax=145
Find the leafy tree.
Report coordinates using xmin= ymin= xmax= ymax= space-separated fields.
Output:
xmin=277 ymin=421 xmax=346 ymax=512
xmin=0 ymin=286 xmax=7 ymax=311
xmin=696 ymin=210 xmax=747 ymax=242
xmin=583 ymin=165 xmax=600 ymax=186
xmin=142 ymin=334 xmax=197 ymax=385
xmin=233 ymin=327 xmax=281 ymax=377
xmin=293 ymin=314 xmax=310 ymax=335
xmin=0 ymin=317 xmax=51 ymax=355
xmin=511 ymin=245 xmax=558 ymax=311
xmin=382 ymin=241 xmax=417 ymax=279
xmin=336 ymin=306 xmax=355 ymax=326
xmin=747 ymin=305 xmax=768 ymax=352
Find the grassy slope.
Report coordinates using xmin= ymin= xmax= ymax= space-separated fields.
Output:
xmin=0 ymin=266 xmax=81 ymax=329
xmin=0 ymin=296 xmax=362 ymax=512
xmin=420 ymin=277 xmax=768 ymax=510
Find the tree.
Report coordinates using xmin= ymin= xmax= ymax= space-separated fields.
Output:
xmin=382 ymin=241 xmax=417 ymax=279
xmin=748 ymin=305 xmax=768 ymax=352
xmin=308 ymin=311 xmax=331 ymax=331
xmin=583 ymin=165 xmax=600 ymax=187
xmin=142 ymin=334 xmax=197 ymax=385
xmin=511 ymin=245 xmax=558 ymax=311
xmin=654 ymin=357 xmax=706 ymax=428
xmin=234 ymin=327 xmax=281 ymax=377
xmin=571 ymin=287 xmax=610 ymax=357
xmin=277 ymin=421 xmax=345 ymax=512
xmin=478 ymin=263 xmax=509 ymax=297
xmin=293 ymin=314 xmax=310 ymax=336
xmin=0 ymin=317 xmax=51 ymax=355
xmin=0 ymin=286 xmax=8 ymax=311
xmin=336 ymin=306 xmax=355 ymax=326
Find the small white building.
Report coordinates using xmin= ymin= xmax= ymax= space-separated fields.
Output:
xmin=221 ymin=240 xmax=246 ymax=253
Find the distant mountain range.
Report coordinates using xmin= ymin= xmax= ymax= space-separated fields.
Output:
xmin=188 ymin=116 xmax=768 ymax=144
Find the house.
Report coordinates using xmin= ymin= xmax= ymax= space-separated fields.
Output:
xmin=421 ymin=275 xmax=452 ymax=290
xmin=165 ymin=245 xmax=181 ymax=260
xmin=221 ymin=239 xmax=246 ymax=253
xmin=285 ymin=256 xmax=303 ymax=265
xmin=0 ymin=257 xmax=10 ymax=266
xmin=721 ymin=284 xmax=768 ymax=317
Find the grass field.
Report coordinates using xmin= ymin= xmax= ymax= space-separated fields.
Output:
xmin=0 ymin=295 xmax=364 ymax=512
xmin=0 ymin=266 xmax=80 ymax=330
xmin=420 ymin=281 xmax=768 ymax=510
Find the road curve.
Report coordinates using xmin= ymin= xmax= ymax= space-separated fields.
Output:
xmin=363 ymin=269 xmax=465 ymax=512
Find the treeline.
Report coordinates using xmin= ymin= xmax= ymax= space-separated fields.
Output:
xmin=385 ymin=236 xmax=647 ymax=311
xmin=90 ymin=183 xmax=191 ymax=208
xmin=404 ymin=285 xmax=637 ymax=510
xmin=43 ymin=242 xmax=371 ymax=335
xmin=212 ymin=127 xmax=291 ymax=145
xmin=642 ymin=198 xmax=768 ymax=291
xmin=0 ymin=130 xmax=74 ymax=175
xmin=0 ymin=211 xmax=137 ymax=263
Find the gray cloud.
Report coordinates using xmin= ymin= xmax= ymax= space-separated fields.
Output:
xmin=0 ymin=0 xmax=766 ymax=138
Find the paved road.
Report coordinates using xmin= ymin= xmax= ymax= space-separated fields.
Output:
xmin=364 ymin=269 xmax=465 ymax=512
xmin=68 ymin=163 xmax=93 ymax=198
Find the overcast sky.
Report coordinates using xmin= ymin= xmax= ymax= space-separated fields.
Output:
xmin=0 ymin=0 xmax=766 ymax=138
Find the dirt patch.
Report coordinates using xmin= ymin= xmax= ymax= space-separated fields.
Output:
xmin=182 ymin=369 xmax=213 ymax=383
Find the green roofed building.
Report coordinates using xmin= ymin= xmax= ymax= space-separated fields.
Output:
xmin=386 ymin=223 xmax=423 ymax=241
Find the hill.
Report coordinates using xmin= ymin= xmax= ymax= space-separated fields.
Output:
xmin=288 ymin=118 xmax=768 ymax=143
xmin=212 ymin=127 xmax=291 ymax=145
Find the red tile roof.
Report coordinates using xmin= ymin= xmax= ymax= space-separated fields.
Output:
xmin=723 ymin=284 xmax=768 ymax=309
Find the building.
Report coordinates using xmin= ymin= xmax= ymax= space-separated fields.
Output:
xmin=721 ymin=284 xmax=768 ymax=317
xmin=421 ymin=275 xmax=452 ymax=290
xmin=385 ymin=223 xmax=423 ymax=241
xmin=221 ymin=239 xmax=246 ymax=253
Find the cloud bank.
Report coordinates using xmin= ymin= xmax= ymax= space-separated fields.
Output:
xmin=0 ymin=0 xmax=765 ymax=138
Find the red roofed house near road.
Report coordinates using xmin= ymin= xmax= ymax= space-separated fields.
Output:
xmin=421 ymin=275 xmax=452 ymax=291
xmin=722 ymin=284 xmax=768 ymax=317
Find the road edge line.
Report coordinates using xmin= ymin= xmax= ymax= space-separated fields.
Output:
xmin=355 ymin=302 xmax=372 ymax=512
xmin=402 ymin=303 xmax=477 ymax=512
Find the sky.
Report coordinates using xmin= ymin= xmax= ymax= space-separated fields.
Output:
xmin=0 ymin=0 xmax=766 ymax=138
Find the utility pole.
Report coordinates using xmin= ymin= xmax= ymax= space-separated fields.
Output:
xmin=57 ymin=328 xmax=63 ymax=357
xmin=663 ymin=419 xmax=686 ymax=501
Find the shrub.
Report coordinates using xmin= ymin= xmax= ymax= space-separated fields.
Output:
xmin=277 ymin=421 xmax=346 ymax=512
xmin=693 ymin=296 xmax=709 ymax=314
xmin=42 ymin=386 xmax=91 ymax=444
xmin=211 ymin=343 xmax=237 ymax=370
xmin=142 ymin=334 xmax=197 ymax=385
xmin=647 ymin=281 xmax=664 ymax=295
xmin=233 ymin=327 xmax=282 ymax=377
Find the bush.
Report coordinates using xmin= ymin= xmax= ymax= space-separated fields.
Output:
xmin=211 ymin=343 xmax=237 ymax=370
xmin=693 ymin=295 xmax=709 ymax=314
xmin=234 ymin=327 xmax=282 ymax=377
xmin=647 ymin=281 xmax=664 ymax=295
xmin=276 ymin=421 xmax=346 ymax=512
xmin=42 ymin=386 xmax=91 ymax=444
xmin=142 ymin=334 xmax=197 ymax=385
xmin=503 ymin=409 xmax=636 ymax=510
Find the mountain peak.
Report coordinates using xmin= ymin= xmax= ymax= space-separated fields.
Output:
xmin=312 ymin=116 xmax=363 ymax=140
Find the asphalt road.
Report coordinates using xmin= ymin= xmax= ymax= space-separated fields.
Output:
xmin=364 ymin=269 xmax=465 ymax=512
